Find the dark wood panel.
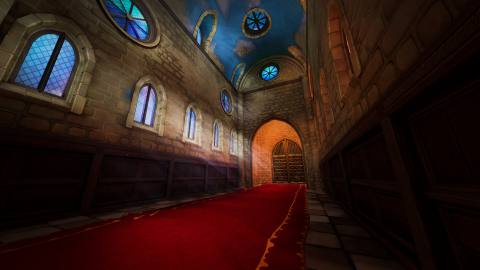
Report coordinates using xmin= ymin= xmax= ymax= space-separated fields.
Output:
xmin=410 ymin=86 xmax=480 ymax=187
xmin=0 ymin=130 xmax=240 ymax=228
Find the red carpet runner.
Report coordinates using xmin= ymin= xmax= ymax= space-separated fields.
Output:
xmin=0 ymin=184 xmax=307 ymax=270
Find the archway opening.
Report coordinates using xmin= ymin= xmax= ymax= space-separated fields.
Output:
xmin=252 ymin=120 xmax=304 ymax=186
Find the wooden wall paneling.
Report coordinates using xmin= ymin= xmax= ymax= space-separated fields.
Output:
xmin=81 ymin=149 xmax=104 ymax=213
xmin=166 ymin=160 xmax=175 ymax=198
xmin=382 ymin=118 xmax=437 ymax=270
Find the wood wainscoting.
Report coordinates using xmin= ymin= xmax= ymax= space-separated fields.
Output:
xmin=0 ymin=131 xmax=240 ymax=229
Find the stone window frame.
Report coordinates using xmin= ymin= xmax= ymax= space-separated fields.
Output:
xmin=229 ymin=129 xmax=238 ymax=155
xmin=0 ymin=14 xmax=95 ymax=115
xmin=242 ymin=7 xmax=272 ymax=39
xmin=192 ymin=10 xmax=218 ymax=51
xmin=182 ymin=103 xmax=202 ymax=146
xmin=212 ymin=119 xmax=223 ymax=151
xmin=126 ymin=75 xmax=167 ymax=135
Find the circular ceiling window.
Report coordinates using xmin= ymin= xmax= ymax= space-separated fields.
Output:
xmin=220 ymin=90 xmax=233 ymax=114
xmin=242 ymin=8 xmax=271 ymax=39
xmin=100 ymin=0 xmax=159 ymax=47
xmin=260 ymin=64 xmax=279 ymax=81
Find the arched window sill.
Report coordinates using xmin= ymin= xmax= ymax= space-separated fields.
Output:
xmin=0 ymin=82 xmax=86 ymax=114
xmin=127 ymin=122 xmax=162 ymax=136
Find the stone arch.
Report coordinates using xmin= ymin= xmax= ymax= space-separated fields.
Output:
xmin=193 ymin=10 xmax=218 ymax=51
xmin=328 ymin=2 xmax=361 ymax=98
xmin=231 ymin=63 xmax=246 ymax=89
xmin=126 ymin=75 xmax=167 ymax=136
xmin=251 ymin=119 xmax=303 ymax=186
xmin=0 ymin=13 xmax=96 ymax=114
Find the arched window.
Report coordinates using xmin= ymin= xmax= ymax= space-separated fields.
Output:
xmin=187 ymin=107 xmax=196 ymax=140
xmin=260 ymin=64 xmax=279 ymax=81
xmin=183 ymin=104 xmax=202 ymax=145
xmin=193 ymin=10 xmax=217 ymax=50
xmin=126 ymin=75 xmax=167 ymax=135
xmin=14 ymin=32 xmax=76 ymax=98
xmin=0 ymin=14 xmax=96 ymax=115
xmin=212 ymin=120 xmax=223 ymax=150
xmin=134 ymin=84 xmax=157 ymax=126
xmin=230 ymin=130 xmax=238 ymax=155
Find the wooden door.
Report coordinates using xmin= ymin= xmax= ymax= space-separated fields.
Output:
xmin=272 ymin=139 xmax=305 ymax=183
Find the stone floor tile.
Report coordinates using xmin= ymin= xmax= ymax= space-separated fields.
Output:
xmin=330 ymin=216 xmax=357 ymax=225
xmin=336 ymin=225 xmax=371 ymax=238
xmin=351 ymin=255 xmax=405 ymax=270
xmin=326 ymin=208 xmax=348 ymax=217
xmin=305 ymin=245 xmax=353 ymax=270
xmin=0 ymin=226 xmax=60 ymax=243
xmin=308 ymin=204 xmax=325 ymax=211
xmin=341 ymin=236 xmax=392 ymax=258
xmin=310 ymin=215 xmax=330 ymax=223
xmin=306 ymin=231 xmax=341 ymax=248
xmin=309 ymin=209 xmax=327 ymax=216
xmin=310 ymin=222 xmax=335 ymax=233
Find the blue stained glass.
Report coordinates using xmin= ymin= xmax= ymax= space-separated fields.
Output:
xmin=246 ymin=10 xmax=269 ymax=32
xmin=144 ymin=88 xmax=156 ymax=126
xmin=134 ymin=85 xmax=148 ymax=122
xmin=187 ymin=108 xmax=196 ymax=140
xmin=44 ymin=40 xmax=76 ymax=97
xmin=113 ymin=17 xmax=127 ymax=30
xmin=109 ymin=0 xmax=127 ymax=12
xmin=134 ymin=85 xmax=157 ymax=126
xmin=15 ymin=34 xmax=59 ymax=89
xmin=261 ymin=65 xmax=279 ymax=81
xmin=213 ymin=122 xmax=219 ymax=147
xmin=221 ymin=90 xmax=231 ymax=113
xmin=105 ymin=0 xmax=125 ymax=16
xmin=104 ymin=0 xmax=150 ymax=41
xmin=196 ymin=28 xmax=202 ymax=45
xmin=131 ymin=5 xmax=144 ymax=19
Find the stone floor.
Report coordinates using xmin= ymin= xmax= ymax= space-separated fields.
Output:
xmin=305 ymin=190 xmax=405 ymax=270
xmin=0 ymin=191 xmax=233 ymax=245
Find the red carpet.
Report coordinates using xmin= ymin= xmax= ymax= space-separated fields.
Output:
xmin=0 ymin=184 xmax=307 ymax=270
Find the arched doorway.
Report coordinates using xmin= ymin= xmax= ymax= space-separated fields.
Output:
xmin=272 ymin=139 xmax=305 ymax=183
xmin=251 ymin=119 xmax=304 ymax=186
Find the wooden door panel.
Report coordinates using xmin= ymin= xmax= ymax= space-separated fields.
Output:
xmin=272 ymin=139 xmax=305 ymax=182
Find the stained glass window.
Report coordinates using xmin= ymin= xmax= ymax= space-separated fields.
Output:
xmin=103 ymin=0 xmax=150 ymax=42
xmin=221 ymin=90 xmax=232 ymax=114
xmin=134 ymin=84 xmax=157 ymax=126
xmin=243 ymin=8 xmax=271 ymax=37
xmin=260 ymin=64 xmax=279 ymax=81
xmin=187 ymin=107 xmax=196 ymax=140
xmin=213 ymin=121 xmax=220 ymax=148
xmin=14 ymin=32 xmax=76 ymax=97
xmin=196 ymin=28 xmax=202 ymax=45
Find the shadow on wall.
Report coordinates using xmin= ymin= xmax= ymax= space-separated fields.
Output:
xmin=252 ymin=119 xmax=302 ymax=186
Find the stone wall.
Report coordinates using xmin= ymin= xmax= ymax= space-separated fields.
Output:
xmin=251 ymin=119 xmax=302 ymax=186
xmin=307 ymin=0 xmax=479 ymax=166
xmin=0 ymin=0 xmax=239 ymax=165
xmin=241 ymin=79 xmax=320 ymax=188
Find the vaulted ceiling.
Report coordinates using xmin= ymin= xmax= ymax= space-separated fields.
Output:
xmin=164 ymin=0 xmax=306 ymax=86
